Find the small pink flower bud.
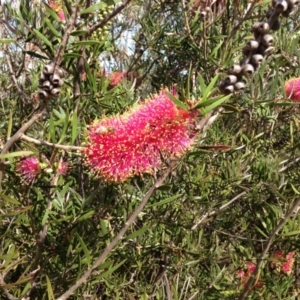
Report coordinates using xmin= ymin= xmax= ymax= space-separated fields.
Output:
xmin=285 ymin=77 xmax=300 ymax=101
xmin=17 ymin=156 xmax=41 ymax=183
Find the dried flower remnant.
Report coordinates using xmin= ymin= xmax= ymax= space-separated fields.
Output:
xmin=271 ymin=251 xmax=295 ymax=275
xmin=17 ymin=156 xmax=41 ymax=183
xmin=285 ymin=77 xmax=300 ymax=102
xmin=83 ymin=90 xmax=197 ymax=182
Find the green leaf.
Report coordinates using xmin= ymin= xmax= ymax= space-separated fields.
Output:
xmin=49 ymin=114 xmax=56 ymax=142
xmin=282 ymin=230 xmax=300 ymax=236
xmin=71 ymin=110 xmax=78 ymax=144
xmin=125 ymin=226 xmax=149 ymax=240
xmin=45 ymin=18 xmax=61 ymax=38
xmin=0 ymin=194 xmax=21 ymax=205
xmin=0 ymin=151 xmax=34 ymax=159
xmin=202 ymin=74 xmax=219 ymax=101
xmin=7 ymin=110 xmax=12 ymax=139
xmin=25 ymin=51 xmax=49 ymax=60
xmin=80 ymin=3 xmax=107 ymax=15
xmin=73 ymin=41 xmax=103 ymax=47
xmin=77 ymin=210 xmax=95 ymax=222
xmin=42 ymin=209 xmax=51 ymax=226
xmin=44 ymin=4 xmax=61 ymax=22
xmin=200 ymin=94 xmax=231 ymax=114
xmin=2 ymin=206 xmax=32 ymax=217
xmin=291 ymin=183 xmax=300 ymax=195
xmin=99 ymin=259 xmax=127 ymax=279
xmin=148 ymin=194 xmax=182 ymax=208
xmin=46 ymin=276 xmax=55 ymax=300
xmin=0 ymin=39 xmax=15 ymax=44
xmin=70 ymin=30 xmax=89 ymax=36
xmin=33 ymin=29 xmax=53 ymax=48
xmin=198 ymin=74 xmax=207 ymax=95
xmin=77 ymin=235 xmax=91 ymax=267
xmin=165 ymin=91 xmax=188 ymax=111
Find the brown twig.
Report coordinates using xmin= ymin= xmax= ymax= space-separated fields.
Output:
xmin=0 ymin=103 xmax=47 ymax=192
xmin=191 ymin=191 xmax=247 ymax=230
xmin=20 ymin=134 xmax=83 ymax=151
xmin=4 ymin=49 xmax=30 ymax=103
xmin=56 ymin=161 xmax=176 ymax=300
xmin=53 ymin=0 xmax=80 ymax=70
xmin=238 ymin=197 xmax=300 ymax=300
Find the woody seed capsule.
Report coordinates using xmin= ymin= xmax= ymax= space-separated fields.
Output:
xmin=252 ymin=22 xmax=270 ymax=35
xmin=234 ymin=81 xmax=246 ymax=91
xmin=275 ymin=0 xmax=288 ymax=12
xmin=251 ymin=54 xmax=264 ymax=66
xmin=242 ymin=64 xmax=255 ymax=76
xmin=225 ymin=75 xmax=237 ymax=85
xmin=282 ymin=7 xmax=294 ymax=17
xmin=50 ymin=73 xmax=61 ymax=85
xmin=43 ymin=63 xmax=55 ymax=75
xmin=51 ymin=88 xmax=60 ymax=97
xmin=259 ymin=45 xmax=275 ymax=55
xmin=224 ymin=85 xmax=234 ymax=94
xmin=38 ymin=90 xmax=50 ymax=99
xmin=246 ymin=40 xmax=260 ymax=50
xmin=262 ymin=34 xmax=274 ymax=46
xmin=228 ymin=65 xmax=242 ymax=75
xmin=287 ymin=0 xmax=299 ymax=7
xmin=42 ymin=81 xmax=53 ymax=91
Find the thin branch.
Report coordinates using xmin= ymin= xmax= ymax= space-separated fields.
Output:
xmin=191 ymin=191 xmax=247 ymax=230
xmin=279 ymin=156 xmax=300 ymax=173
xmin=53 ymin=0 xmax=80 ymax=68
xmin=181 ymin=0 xmax=196 ymax=44
xmin=0 ymin=104 xmax=47 ymax=192
xmin=203 ymin=224 xmax=267 ymax=242
xmin=238 ymin=197 xmax=300 ymax=300
xmin=56 ymin=161 xmax=176 ymax=300
xmin=0 ymin=274 xmax=18 ymax=300
xmin=20 ymin=134 xmax=83 ymax=151
xmin=4 ymin=49 xmax=30 ymax=103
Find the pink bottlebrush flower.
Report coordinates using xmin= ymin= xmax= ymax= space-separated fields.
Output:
xmin=271 ymin=251 xmax=295 ymax=275
xmin=237 ymin=262 xmax=263 ymax=288
xmin=83 ymin=90 xmax=197 ymax=182
xmin=285 ymin=77 xmax=300 ymax=102
xmin=109 ymin=72 xmax=128 ymax=87
xmin=17 ymin=156 xmax=41 ymax=183
xmin=48 ymin=0 xmax=65 ymax=22
xmin=56 ymin=160 xmax=70 ymax=176
xmin=57 ymin=10 xmax=66 ymax=22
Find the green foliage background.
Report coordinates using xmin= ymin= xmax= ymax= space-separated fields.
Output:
xmin=1 ymin=0 xmax=300 ymax=299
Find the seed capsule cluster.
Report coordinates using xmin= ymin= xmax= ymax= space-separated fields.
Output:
xmin=219 ymin=0 xmax=300 ymax=94
xmin=38 ymin=62 xmax=65 ymax=100
xmin=91 ymin=4 xmax=114 ymax=41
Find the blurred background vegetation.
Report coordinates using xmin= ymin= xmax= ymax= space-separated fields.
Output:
xmin=1 ymin=0 xmax=300 ymax=299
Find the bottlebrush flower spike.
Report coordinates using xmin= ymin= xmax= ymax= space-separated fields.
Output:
xmin=285 ymin=77 xmax=300 ymax=102
xmin=271 ymin=251 xmax=295 ymax=275
xmin=83 ymin=90 xmax=197 ymax=182
xmin=237 ymin=262 xmax=263 ymax=288
xmin=17 ymin=156 xmax=41 ymax=183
